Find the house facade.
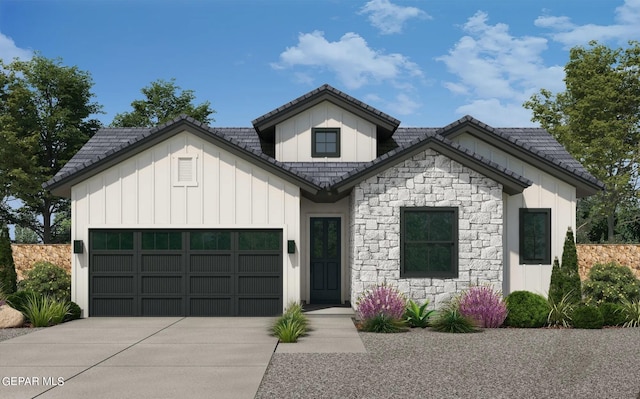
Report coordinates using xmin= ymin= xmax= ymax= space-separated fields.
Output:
xmin=45 ymin=85 xmax=603 ymax=317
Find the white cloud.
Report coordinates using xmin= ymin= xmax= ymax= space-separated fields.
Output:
xmin=272 ymin=30 xmax=423 ymax=90
xmin=0 ymin=32 xmax=31 ymax=62
xmin=437 ymin=11 xmax=564 ymax=126
xmin=359 ymin=0 xmax=430 ymax=35
xmin=535 ymin=0 xmax=640 ymax=46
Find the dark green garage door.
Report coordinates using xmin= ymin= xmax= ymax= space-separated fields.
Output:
xmin=89 ymin=229 xmax=282 ymax=316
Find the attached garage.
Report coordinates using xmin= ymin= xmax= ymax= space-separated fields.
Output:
xmin=89 ymin=229 xmax=283 ymax=317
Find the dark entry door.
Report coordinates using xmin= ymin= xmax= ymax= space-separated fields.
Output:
xmin=310 ymin=218 xmax=341 ymax=304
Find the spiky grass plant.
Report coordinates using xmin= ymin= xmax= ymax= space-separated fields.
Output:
xmin=22 ymin=294 xmax=70 ymax=327
xmin=620 ymin=299 xmax=640 ymax=328
xmin=547 ymin=291 xmax=576 ymax=328
xmin=430 ymin=297 xmax=480 ymax=333
xmin=272 ymin=301 xmax=309 ymax=342
xmin=458 ymin=286 xmax=508 ymax=328
xmin=404 ymin=299 xmax=435 ymax=328
xmin=362 ymin=314 xmax=408 ymax=333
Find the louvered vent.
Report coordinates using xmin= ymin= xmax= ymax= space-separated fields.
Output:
xmin=177 ymin=157 xmax=193 ymax=182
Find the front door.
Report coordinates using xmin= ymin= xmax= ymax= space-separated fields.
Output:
xmin=310 ymin=218 xmax=341 ymax=304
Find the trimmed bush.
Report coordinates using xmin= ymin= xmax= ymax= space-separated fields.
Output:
xmin=598 ymin=302 xmax=626 ymax=327
xmin=21 ymin=262 xmax=71 ymax=302
xmin=64 ymin=301 xmax=82 ymax=322
xmin=0 ymin=225 xmax=17 ymax=295
xmin=583 ymin=262 xmax=640 ymax=305
xmin=5 ymin=290 xmax=37 ymax=314
xmin=504 ymin=291 xmax=549 ymax=328
xmin=572 ymin=305 xmax=604 ymax=329
xmin=458 ymin=286 xmax=508 ymax=328
xmin=548 ymin=229 xmax=582 ymax=305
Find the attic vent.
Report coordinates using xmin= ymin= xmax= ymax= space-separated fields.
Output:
xmin=173 ymin=154 xmax=198 ymax=186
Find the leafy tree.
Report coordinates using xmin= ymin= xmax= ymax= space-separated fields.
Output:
xmin=524 ymin=41 xmax=640 ymax=242
xmin=0 ymin=224 xmax=17 ymax=294
xmin=14 ymin=226 xmax=40 ymax=244
xmin=111 ymin=78 xmax=215 ymax=127
xmin=0 ymin=55 xmax=102 ymax=243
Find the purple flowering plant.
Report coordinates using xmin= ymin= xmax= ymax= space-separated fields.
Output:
xmin=458 ymin=285 xmax=508 ymax=328
xmin=356 ymin=283 xmax=406 ymax=321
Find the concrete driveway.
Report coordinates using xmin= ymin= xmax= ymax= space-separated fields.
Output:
xmin=0 ymin=317 xmax=278 ymax=399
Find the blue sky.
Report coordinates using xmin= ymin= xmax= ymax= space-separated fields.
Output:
xmin=0 ymin=0 xmax=638 ymax=129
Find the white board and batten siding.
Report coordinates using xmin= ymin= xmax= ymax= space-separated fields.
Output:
xmin=454 ymin=133 xmax=577 ymax=297
xmin=71 ymin=130 xmax=301 ymax=314
xmin=275 ymin=101 xmax=377 ymax=162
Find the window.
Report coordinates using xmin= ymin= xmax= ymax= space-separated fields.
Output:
xmin=190 ymin=231 xmax=231 ymax=250
xmin=519 ymin=208 xmax=551 ymax=264
xmin=91 ymin=231 xmax=133 ymax=250
xmin=312 ymin=128 xmax=340 ymax=157
xmin=141 ymin=231 xmax=182 ymax=250
xmin=173 ymin=154 xmax=198 ymax=186
xmin=401 ymin=207 xmax=458 ymax=278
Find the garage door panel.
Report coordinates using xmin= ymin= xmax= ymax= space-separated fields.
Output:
xmin=92 ymin=276 xmax=135 ymax=294
xmin=189 ymin=276 xmax=231 ymax=294
xmin=189 ymin=298 xmax=232 ymax=316
xmin=92 ymin=255 xmax=134 ymax=272
xmin=238 ymin=276 xmax=280 ymax=295
xmin=189 ymin=255 xmax=231 ymax=272
xmin=142 ymin=298 xmax=183 ymax=316
xmin=92 ymin=298 xmax=135 ymax=316
xmin=238 ymin=254 xmax=280 ymax=273
xmin=142 ymin=276 xmax=183 ymax=294
xmin=141 ymin=255 xmax=183 ymax=272
xmin=238 ymin=298 xmax=280 ymax=316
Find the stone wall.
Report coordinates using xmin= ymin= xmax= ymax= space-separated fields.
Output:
xmin=10 ymin=244 xmax=71 ymax=280
xmin=350 ymin=149 xmax=503 ymax=307
xmin=576 ymin=244 xmax=640 ymax=280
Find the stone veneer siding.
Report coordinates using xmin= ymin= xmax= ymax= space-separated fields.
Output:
xmin=350 ymin=148 xmax=504 ymax=307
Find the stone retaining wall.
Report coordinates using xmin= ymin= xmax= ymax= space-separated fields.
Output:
xmin=10 ymin=244 xmax=71 ymax=280
xmin=576 ymin=244 xmax=640 ymax=280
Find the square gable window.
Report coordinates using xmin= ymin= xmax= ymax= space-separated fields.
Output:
xmin=312 ymin=128 xmax=340 ymax=158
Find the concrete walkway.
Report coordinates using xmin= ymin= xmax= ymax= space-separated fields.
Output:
xmin=276 ymin=307 xmax=366 ymax=353
xmin=0 ymin=317 xmax=278 ymax=399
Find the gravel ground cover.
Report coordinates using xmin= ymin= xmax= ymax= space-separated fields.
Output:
xmin=256 ymin=327 xmax=640 ymax=399
xmin=0 ymin=327 xmax=44 ymax=342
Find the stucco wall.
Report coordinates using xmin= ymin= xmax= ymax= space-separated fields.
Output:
xmin=350 ymin=148 xmax=504 ymax=307
xmin=10 ymin=244 xmax=71 ymax=280
xmin=576 ymin=244 xmax=640 ymax=280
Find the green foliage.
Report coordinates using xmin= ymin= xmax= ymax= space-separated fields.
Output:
xmin=14 ymin=226 xmax=40 ymax=244
xmin=21 ymin=262 xmax=71 ymax=302
xmin=547 ymin=291 xmax=576 ymax=328
xmin=524 ymin=41 xmax=640 ymax=242
xmin=548 ymin=229 xmax=582 ymax=306
xmin=64 ymin=301 xmax=82 ymax=322
xmin=272 ymin=302 xmax=308 ymax=343
xmin=5 ymin=290 xmax=36 ymax=313
xmin=361 ymin=313 xmax=408 ymax=333
xmin=548 ymin=257 xmax=563 ymax=304
xmin=571 ymin=305 xmax=604 ymax=329
xmin=404 ymin=299 xmax=435 ymax=328
xmin=582 ymin=262 xmax=640 ymax=305
xmin=0 ymin=225 xmax=17 ymax=294
xmin=430 ymin=306 xmax=479 ymax=334
xmin=620 ymin=299 xmax=640 ymax=328
xmin=597 ymin=302 xmax=626 ymax=327
xmin=111 ymin=78 xmax=215 ymax=127
xmin=504 ymin=291 xmax=549 ymax=328
xmin=0 ymin=55 xmax=101 ymax=243
xmin=22 ymin=294 xmax=70 ymax=327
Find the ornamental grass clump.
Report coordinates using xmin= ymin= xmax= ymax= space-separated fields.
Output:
xmin=620 ymin=299 xmax=640 ymax=328
xmin=272 ymin=301 xmax=308 ymax=343
xmin=457 ymin=286 xmax=508 ymax=328
xmin=356 ymin=284 xmax=407 ymax=333
xmin=430 ymin=298 xmax=480 ymax=333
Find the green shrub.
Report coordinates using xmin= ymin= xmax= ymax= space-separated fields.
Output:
xmin=272 ymin=302 xmax=309 ymax=342
xmin=430 ymin=307 xmax=479 ymax=333
xmin=547 ymin=291 xmax=576 ymax=328
xmin=620 ymin=299 xmax=640 ymax=328
xmin=5 ymin=290 xmax=37 ymax=313
xmin=64 ymin=301 xmax=82 ymax=322
xmin=22 ymin=295 xmax=70 ymax=327
xmin=583 ymin=263 xmax=640 ymax=305
xmin=598 ymin=302 xmax=626 ymax=326
xmin=572 ymin=305 xmax=604 ymax=329
xmin=548 ymin=229 xmax=582 ymax=305
xmin=404 ymin=299 xmax=435 ymax=328
xmin=361 ymin=313 xmax=408 ymax=333
xmin=21 ymin=262 xmax=71 ymax=302
xmin=504 ymin=291 xmax=549 ymax=328
xmin=0 ymin=225 xmax=17 ymax=295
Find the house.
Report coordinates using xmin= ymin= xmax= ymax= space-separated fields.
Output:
xmin=45 ymin=84 xmax=603 ymax=317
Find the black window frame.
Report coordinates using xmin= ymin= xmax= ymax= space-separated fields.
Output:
xmin=311 ymin=127 xmax=340 ymax=158
xmin=519 ymin=208 xmax=551 ymax=264
xmin=400 ymin=207 xmax=459 ymax=278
